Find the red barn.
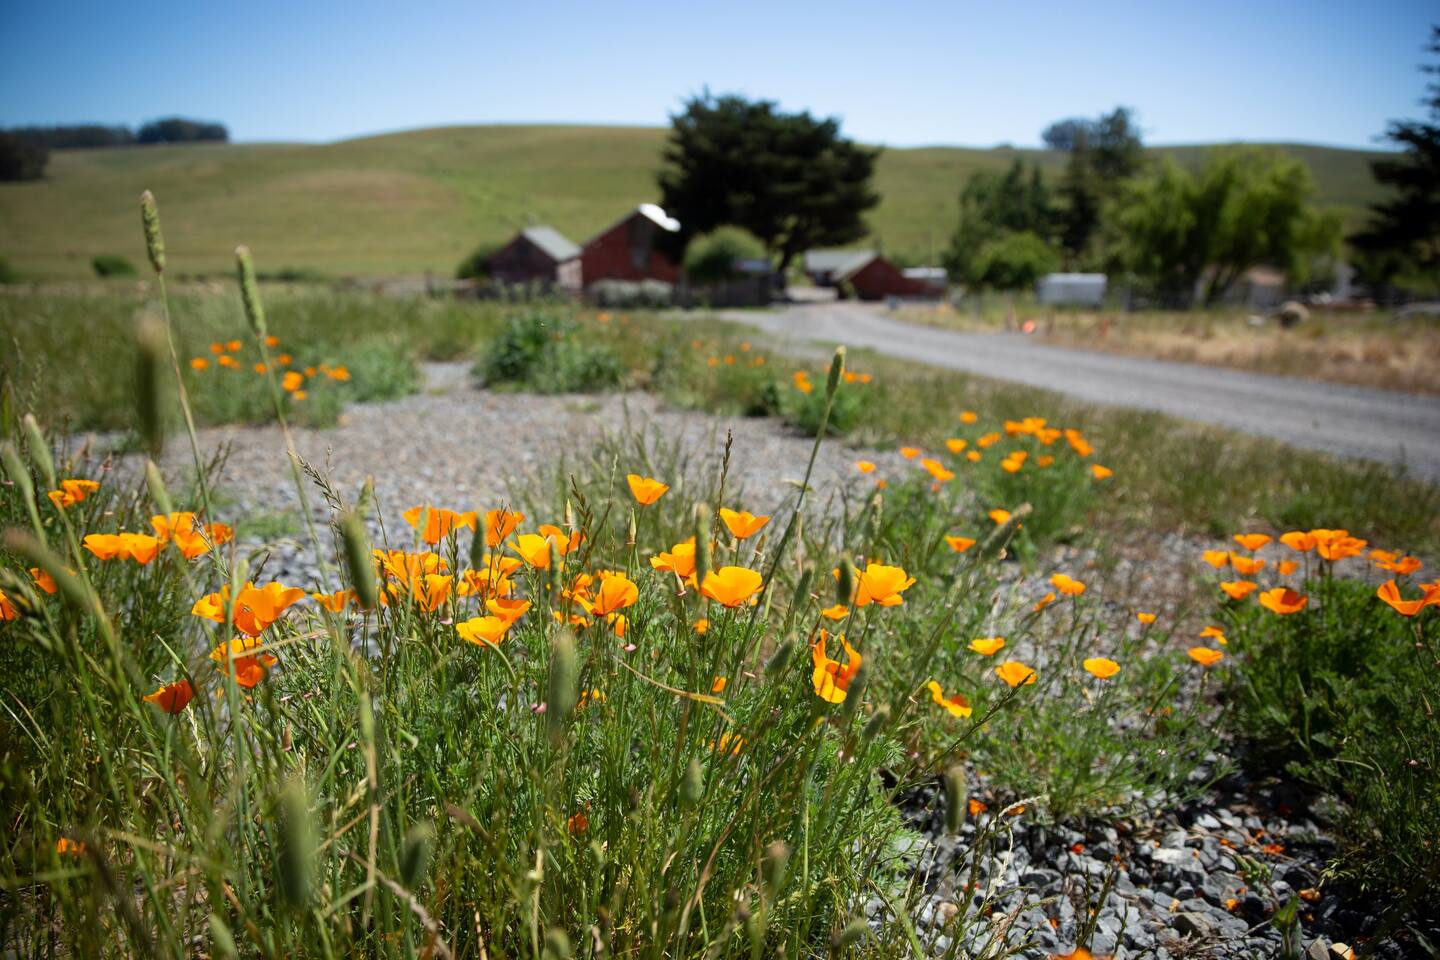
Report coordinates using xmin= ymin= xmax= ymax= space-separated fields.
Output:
xmin=804 ymin=249 xmax=945 ymax=300
xmin=489 ymin=226 xmax=582 ymax=290
xmin=580 ymin=204 xmax=682 ymax=286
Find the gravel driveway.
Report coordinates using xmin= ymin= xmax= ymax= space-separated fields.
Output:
xmin=708 ymin=303 xmax=1440 ymax=482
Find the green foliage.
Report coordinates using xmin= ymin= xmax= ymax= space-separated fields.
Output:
xmin=682 ymin=225 xmax=768 ymax=284
xmin=0 ymin=255 xmax=17 ymax=284
xmin=0 ymin=132 xmax=48 ymax=182
xmin=943 ymin=159 xmax=1054 ymax=290
xmin=477 ymin=310 xmax=624 ymax=393
xmin=455 ymin=241 xmax=500 ymax=280
xmin=90 ymin=253 xmax=137 ymax=278
xmin=659 ymin=94 xmax=880 ymax=270
xmin=968 ymin=231 xmax=1060 ymax=294
xmin=1224 ymin=575 xmax=1440 ymax=903
xmin=1054 ymin=107 xmax=1144 ymax=260
xmin=135 ymin=117 xmax=228 ymax=144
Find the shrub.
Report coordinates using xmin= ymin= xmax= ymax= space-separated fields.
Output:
xmin=91 ymin=254 xmax=138 ymax=278
xmin=455 ymin=241 xmax=500 ymax=280
xmin=0 ymin=256 xmax=18 ymax=284
xmin=588 ymin=279 xmax=674 ymax=308
xmin=477 ymin=310 xmax=623 ymax=393
xmin=683 ymin=226 xmax=768 ymax=284
xmin=0 ymin=133 xmax=48 ymax=181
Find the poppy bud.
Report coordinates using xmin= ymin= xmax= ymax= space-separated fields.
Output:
xmin=355 ymin=477 xmax=375 ymax=518
xmin=764 ymin=639 xmax=794 ymax=677
xmin=276 ymin=777 xmax=316 ymax=907
xmin=861 ymin=703 xmax=891 ymax=741
xmin=794 ymin=563 xmax=814 ymax=603
xmin=399 ymin=820 xmax=434 ymax=890
xmin=134 ymin=313 xmax=166 ymax=458
xmin=208 ymin=913 xmax=239 ymax=959
xmin=140 ymin=190 xmax=165 ymax=275
xmin=943 ymin=765 xmax=967 ymax=834
xmin=762 ymin=840 xmax=789 ymax=896
xmin=21 ymin=415 xmax=55 ymax=492
xmin=546 ymin=630 xmax=577 ymax=743
xmin=627 ymin=507 xmax=637 ymax=546
xmin=341 ymin=511 xmax=379 ymax=610
xmin=867 ymin=491 xmax=884 ymax=540
xmin=825 ymin=345 xmax=846 ymax=397
xmin=693 ymin=505 xmax=712 ymax=588
xmin=835 ymin=558 xmax=856 ymax=607
xmin=680 ymin=757 xmax=704 ymax=808
xmin=144 ymin=459 xmax=173 ymax=519
xmin=832 ymin=919 xmax=869 ymax=948
xmin=235 ymin=245 xmax=267 ymax=339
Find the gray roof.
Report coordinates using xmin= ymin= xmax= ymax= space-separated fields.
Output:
xmin=804 ymin=249 xmax=877 ymax=280
xmin=521 ymin=226 xmax=581 ymax=262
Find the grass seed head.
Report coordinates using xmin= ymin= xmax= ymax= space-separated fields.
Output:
xmin=21 ymin=414 xmax=55 ymax=491
xmin=144 ymin=459 xmax=173 ymax=518
xmin=340 ymin=511 xmax=378 ymax=609
xmin=399 ymin=820 xmax=434 ymax=890
xmin=235 ymin=245 xmax=268 ymax=339
xmin=693 ymin=504 xmax=712 ymax=587
xmin=826 ymin=345 xmax=847 ymax=397
xmin=276 ymin=777 xmax=316 ymax=907
xmin=762 ymin=840 xmax=790 ymax=896
xmin=765 ymin=639 xmax=795 ymax=677
xmin=546 ymin=630 xmax=578 ymax=742
xmin=139 ymin=190 xmax=165 ymax=275
xmin=681 ymin=756 xmax=704 ymax=808
xmin=943 ymin=765 xmax=968 ymax=834
xmin=833 ymin=919 xmax=869 ymax=948
xmin=0 ymin=440 xmax=35 ymax=509
xmin=835 ymin=557 xmax=856 ymax=606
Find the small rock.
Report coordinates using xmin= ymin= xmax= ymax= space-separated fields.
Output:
xmin=1173 ymin=912 xmax=1215 ymax=938
xmin=1307 ymin=939 xmax=1331 ymax=960
xmin=1329 ymin=943 xmax=1355 ymax=960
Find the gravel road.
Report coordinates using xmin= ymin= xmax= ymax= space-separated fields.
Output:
xmin=709 ymin=303 xmax=1440 ymax=482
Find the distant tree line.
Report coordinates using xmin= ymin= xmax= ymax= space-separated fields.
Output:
xmin=0 ymin=117 xmax=228 ymax=181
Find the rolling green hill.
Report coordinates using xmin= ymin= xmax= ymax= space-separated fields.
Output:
xmin=0 ymin=124 xmax=1391 ymax=279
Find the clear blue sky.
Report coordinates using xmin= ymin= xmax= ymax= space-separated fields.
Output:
xmin=1 ymin=0 xmax=1433 ymax=149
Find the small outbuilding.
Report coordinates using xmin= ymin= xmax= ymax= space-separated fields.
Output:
xmin=1036 ymin=272 xmax=1107 ymax=307
xmin=489 ymin=226 xmax=582 ymax=291
xmin=804 ymin=250 xmax=944 ymax=300
xmin=580 ymin=203 xmax=682 ymax=287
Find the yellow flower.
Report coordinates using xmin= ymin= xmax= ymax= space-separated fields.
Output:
xmin=811 ymin=632 xmax=861 ymax=703
xmin=1090 ymin=464 xmax=1113 ymax=480
xmin=1050 ymin=573 xmax=1086 ymax=596
xmin=854 ymin=563 xmax=915 ymax=608
xmin=969 ymin=636 xmax=1005 ymax=656
xmin=995 ymin=660 xmax=1037 ymax=687
xmin=920 ymin=457 xmax=955 ymax=482
xmin=700 ymin=566 xmax=764 ymax=607
xmin=82 ymin=532 xmax=161 ymax=565
xmin=650 ymin=538 xmax=697 ymax=579
xmin=311 ymin=589 xmax=354 ymax=613
xmin=988 ymin=509 xmax=1011 ymax=525
xmin=1082 ymin=657 xmax=1120 ymax=680
xmin=47 ymin=478 xmax=100 ymax=509
xmin=719 ymin=508 xmax=771 ymax=539
xmin=900 ymin=446 xmax=921 ymax=460
xmin=1136 ymin=611 xmax=1157 ymax=624
xmin=282 ymin=370 xmax=305 ymax=392
xmin=945 ymin=438 xmax=968 ymax=453
xmin=959 ymin=410 xmax=978 ymax=424
xmin=1188 ymin=647 xmax=1224 ymax=667
xmin=820 ymin=603 xmax=849 ymax=621
xmin=1258 ymin=587 xmax=1307 ymax=615
xmin=588 ymin=572 xmax=639 ymax=616
xmin=926 ymin=680 xmax=973 ymax=718
xmin=1233 ymin=533 xmax=1272 ymax=551
xmin=456 ymin=615 xmax=510 ymax=648
xmin=855 ymin=460 xmax=877 ymax=474
xmin=486 ymin=596 xmax=531 ymax=625
xmin=1219 ymin=580 xmax=1258 ymax=600
xmin=626 ymin=474 xmax=669 ymax=506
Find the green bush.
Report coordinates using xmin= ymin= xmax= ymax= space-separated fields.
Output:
xmin=0 ymin=256 xmax=17 ymax=284
xmin=683 ymin=226 xmax=768 ymax=284
xmin=477 ymin=310 xmax=623 ymax=393
xmin=455 ymin=242 xmax=499 ymax=280
xmin=91 ymin=254 xmax=138 ymax=278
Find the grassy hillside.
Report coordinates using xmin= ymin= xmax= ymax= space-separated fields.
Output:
xmin=0 ymin=124 xmax=1390 ymax=279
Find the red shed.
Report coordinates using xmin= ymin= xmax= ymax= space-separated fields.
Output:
xmin=580 ymin=204 xmax=682 ymax=286
xmin=804 ymin=249 xmax=944 ymax=300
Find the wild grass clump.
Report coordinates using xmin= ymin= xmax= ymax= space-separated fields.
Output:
xmin=477 ymin=310 xmax=625 ymax=393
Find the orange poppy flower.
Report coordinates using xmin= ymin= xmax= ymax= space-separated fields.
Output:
xmin=1036 ymin=428 xmax=1062 ymax=445
xmin=1199 ymin=625 xmax=1228 ymax=645
xmin=921 ymin=458 xmax=955 ymax=482
xmin=46 ymin=478 xmax=100 ymax=509
xmin=900 ymin=446 xmax=921 ymax=459
xmin=264 ymin=335 xmax=280 ymax=347
xmin=1050 ymin=573 xmax=1086 ymax=596
xmin=513 ymin=533 xmax=557 ymax=569
xmin=989 ymin=509 xmax=1011 ymax=525
xmin=0 ymin=590 xmax=19 ymax=621
xmin=226 ymin=339 xmax=242 ymax=352
xmin=1377 ymin=555 xmax=1423 ymax=576
xmin=484 ymin=508 xmax=524 ymax=547
xmin=792 ymin=371 xmax=814 ymax=394
xmin=588 ymin=573 xmax=639 ymax=616
xmin=486 ymin=596 xmax=531 ymax=625
xmin=966 ymin=450 xmax=982 ymax=462
xmin=1312 ymin=529 xmax=1367 ymax=561
xmin=1001 ymin=457 xmax=1024 ymax=474
xmin=811 ymin=632 xmax=861 ymax=703
xmin=995 ymin=660 xmax=1037 ymax=688
xmin=855 ymin=460 xmax=877 ymax=474
xmin=1037 ymin=454 xmax=1056 ymax=467
xmin=537 ymin=524 xmax=583 ymax=558
xmin=234 ymin=582 xmax=307 ymax=635
xmin=1090 ymin=464 xmax=1113 ymax=480
xmin=143 ymin=679 xmax=196 ymax=714
xmin=926 ymin=680 xmax=973 ymax=718
xmin=327 ymin=365 xmax=351 ymax=382
xmin=209 ymin=342 xmax=227 ymax=355
xmin=403 ymin=506 xmax=478 ymax=545
xmin=1277 ymin=560 xmax=1298 ymax=575
xmin=254 ymin=362 xmax=268 ymax=375
xmin=969 ymin=637 xmax=1005 ymax=656
xmin=1050 ymin=950 xmax=1096 ymax=960
xmin=29 ymin=567 xmax=58 ymax=594
xmin=1083 ymin=657 xmax=1120 ymax=680
xmin=456 ymin=615 xmax=510 ymax=648
xmin=281 ymin=370 xmax=307 ymax=391
xmin=311 ymin=589 xmax=354 ymax=613
xmin=700 ymin=566 xmax=764 ymax=607
xmin=189 ymin=356 xmax=210 ymax=371
xmin=1279 ymin=531 xmax=1317 ymax=552
xmin=711 ymin=675 xmax=727 ymax=694
xmin=1229 ymin=554 xmax=1265 ymax=576
xmin=1188 ymin=647 xmax=1224 ymax=667
xmin=83 ymin=532 xmax=161 ymax=565
xmin=1219 ymin=580 xmax=1258 ymax=600
xmin=1258 ymin=587 xmax=1307 ymax=615
xmin=1377 ymin=579 xmax=1429 ymax=616
xmin=1136 ymin=611 xmax=1157 ymax=624
xmin=693 ymin=617 xmax=709 ymax=635
xmin=56 ymin=838 xmax=86 ymax=857
xmin=1033 ymin=592 xmax=1056 ymax=612
xmin=719 ymin=508 xmax=771 ymax=539
xmin=217 ymin=355 xmax=238 ymax=368
xmin=968 ymin=798 xmax=987 ymax=816
xmin=959 ymin=410 xmax=978 ymax=424
xmin=1201 ymin=550 xmax=1230 ymax=569
xmin=945 ymin=535 xmax=976 ymax=554
xmin=945 ymin=438 xmax=968 ymax=453
xmin=1233 ymin=533 xmax=1272 ymax=551
xmin=626 ymin=474 xmax=669 ymax=506
xmin=820 ymin=603 xmax=849 ymax=621
xmin=854 ymin=563 xmax=915 ymax=608
xmin=709 ymin=731 xmax=745 ymax=755
xmin=210 ymin=636 xmax=278 ymax=688
xmin=977 ymin=432 xmax=1002 ymax=449
xmin=650 ymin=538 xmax=697 ymax=579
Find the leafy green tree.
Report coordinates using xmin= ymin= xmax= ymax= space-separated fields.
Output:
xmin=682 ymin=226 xmax=767 ymax=284
xmin=1106 ymin=148 xmax=1340 ymax=305
xmin=943 ymin=159 xmax=1053 ymax=289
xmin=0 ymin=133 xmax=48 ymax=181
xmin=1052 ymin=107 xmax=1144 ymax=261
xmin=1352 ymin=26 xmax=1440 ymax=288
xmin=969 ymin=231 xmax=1060 ymax=293
xmin=658 ymin=93 xmax=880 ymax=272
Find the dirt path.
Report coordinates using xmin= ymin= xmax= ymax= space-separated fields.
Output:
xmin=709 ymin=303 xmax=1440 ymax=482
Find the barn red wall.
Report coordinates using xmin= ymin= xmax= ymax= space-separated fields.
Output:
xmin=580 ymin=216 xmax=680 ymax=285
xmin=849 ymin=258 xmax=941 ymax=300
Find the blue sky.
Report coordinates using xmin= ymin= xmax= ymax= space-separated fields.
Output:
xmin=1 ymin=0 xmax=1433 ymax=149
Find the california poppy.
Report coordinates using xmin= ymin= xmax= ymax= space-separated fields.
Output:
xmin=486 ymin=596 xmax=531 ymax=625
xmin=854 ymin=563 xmax=915 ymax=607
xmin=1377 ymin=555 xmax=1423 ymax=576
xmin=820 ymin=603 xmax=849 ymax=620
xmin=1188 ymin=647 xmax=1224 ymax=667
xmin=969 ymin=636 xmax=1005 ymax=656
xmin=959 ymin=410 xmax=978 ymax=424
xmin=1219 ymin=580 xmax=1258 ymax=600
xmin=1201 ymin=550 xmax=1230 ymax=569
xmin=1199 ymin=625 xmax=1228 ymax=644
xmin=926 ymin=680 xmax=973 ymax=718
xmin=945 ymin=438 xmax=968 ymax=453
xmin=210 ymin=636 xmax=278 ymax=688
xmin=945 ymin=535 xmax=976 ymax=554
xmin=700 ymin=566 xmax=764 ymax=607
xmin=977 ymin=432 xmax=1002 ymax=449
xmin=1229 ymin=554 xmax=1265 ymax=576
xmin=29 ymin=567 xmax=58 ymax=594
xmin=900 ymin=446 xmax=921 ymax=459
xmin=711 ymin=676 xmax=727 ymax=693
xmin=589 ymin=573 xmax=638 ymax=616
xmin=311 ymin=589 xmax=354 ymax=613
xmin=1136 ymin=612 xmax=1157 ymax=624
xmin=921 ymin=458 xmax=955 ymax=482
xmin=55 ymin=838 xmax=86 ymax=857
xmin=1312 ymin=529 xmax=1367 ymax=561
xmin=485 ymin=508 xmax=524 ymax=546
xmin=513 ymin=533 xmax=557 ymax=569
xmin=627 ymin=474 xmax=669 ymax=506
xmin=1234 ymin=533 xmax=1271 ymax=551
xmin=719 ymin=508 xmax=771 ymax=539
xmin=1090 ymin=464 xmax=1113 ymax=480
xmin=650 ymin=538 xmax=697 ymax=579
xmin=1258 ymin=587 xmax=1307 ymax=615
xmin=693 ymin=618 xmax=709 ymax=634
xmin=1050 ymin=573 xmax=1086 ymax=596
xmin=812 ymin=632 xmax=861 ymax=703
xmin=47 ymin=478 xmax=100 ymax=509
xmin=855 ymin=460 xmax=877 ymax=474
xmin=456 ymin=615 xmax=510 ymax=647
xmin=1277 ymin=560 xmax=1298 ymax=575
xmin=403 ymin=506 xmax=478 ymax=545
xmin=1377 ymin=579 xmax=1428 ymax=616
xmin=83 ymin=532 xmax=161 ymax=565
xmin=995 ymin=660 xmax=1037 ymax=687
xmin=1083 ymin=657 xmax=1120 ymax=680
xmin=1280 ymin=531 xmax=1317 ymax=552
xmin=989 ymin=509 xmax=1011 ymax=525
xmin=143 ymin=679 xmax=195 ymax=714
xmin=0 ymin=590 xmax=19 ymax=621
xmin=1033 ymin=592 xmax=1056 ymax=612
